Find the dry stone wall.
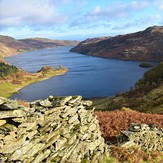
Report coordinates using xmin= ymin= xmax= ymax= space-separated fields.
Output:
xmin=0 ymin=96 xmax=109 ymax=163
xmin=120 ymin=123 xmax=163 ymax=152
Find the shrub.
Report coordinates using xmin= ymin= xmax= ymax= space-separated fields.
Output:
xmin=0 ymin=62 xmax=18 ymax=78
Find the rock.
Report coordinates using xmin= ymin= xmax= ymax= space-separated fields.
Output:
xmin=39 ymin=99 xmax=52 ymax=108
xmin=60 ymin=96 xmax=72 ymax=105
xmin=0 ymin=100 xmax=19 ymax=110
xmin=0 ymin=96 xmax=109 ymax=162
xmin=120 ymin=123 xmax=163 ymax=152
xmin=0 ymin=120 xmax=6 ymax=126
xmin=81 ymin=100 xmax=93 ymax=107
xmin=69 ymin=114 xmax=78 ymax=124
xmin=68 ymin=96 xmax=82 ymax=105
xmin=0 ymin=97 xmax=7 ymax=105
xmin=0 ymin=110 xmax=26 ymax=119
xmin=32 ymin=149 xmax=51 ymax=163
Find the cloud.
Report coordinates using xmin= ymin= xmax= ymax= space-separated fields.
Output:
xmin=69 ymin=0 xmax=151 ymax=28
xmin=0 ymin=0 xmax=68 ymax=28
xmin=61 ymin=0 xmax=72 ymax=4
xmin=113 ymin=22 xmax=139 ymax=30
xmin=155 ymin=0 xmax=163 ymax=10
xmin=0 ymin=0 xmax=162 ymax=39
xmin=86 ymin=1 xmax=149 ymax=18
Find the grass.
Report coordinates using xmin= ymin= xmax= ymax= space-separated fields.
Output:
xmin=0 ymin=67 xmax=68 ymax=98
xmin=91 ymin=84 xmax=163 ymax=114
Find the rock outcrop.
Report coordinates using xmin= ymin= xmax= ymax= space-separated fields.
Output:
xmin=70 ymin=26 xmax=163 ymax=61
xmin=120 ymin=123 xmax=163 ymax=152
xmin=0 ymin=96 xmax=109 ymax=162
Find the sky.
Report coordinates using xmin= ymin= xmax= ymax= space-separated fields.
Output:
xmin=0 ymin=0 xmax=163 ymax=40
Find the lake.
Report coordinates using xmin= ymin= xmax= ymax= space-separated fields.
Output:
xmin=6 ymin=46 xmax=151 ymax=101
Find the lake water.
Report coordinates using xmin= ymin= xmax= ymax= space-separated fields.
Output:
xmin=6 ymin=46 xmax=151 ymax=101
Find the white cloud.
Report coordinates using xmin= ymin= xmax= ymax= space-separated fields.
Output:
xmin=0 ymin=0 xmax=68 ymax=28
xmin=131 ymin=0 xmax=149 ymax=9
xmin=159 ymin=4 xmax=163 ymax=10
xmin=86 ymin=1 xmax=150 ymax=20
xmin=94 ymin=6 xmax=101 ymax=14
xmin=69 ymin=1 xmax=151 ymax=28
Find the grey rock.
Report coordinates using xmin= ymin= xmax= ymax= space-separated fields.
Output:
xmin=0 ymin=96 xmax=109 ymax=162
xmin=120 ymin=123 xmax=163 ymax=152
xmin=0 ymin=110 xmax=26 ymax=119
xmin=39 ymin=99 xmax=52 ymax=108
xmin=0 ymin=100 xmax=19 ymax=110
xmin=0 ymin=97 xmax=7 ymax=105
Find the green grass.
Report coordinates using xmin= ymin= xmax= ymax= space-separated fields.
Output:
xmin=91 ymin=84 xmax=163 ymax=113
xmin=0 ymin=67 xmax=68 ymax=98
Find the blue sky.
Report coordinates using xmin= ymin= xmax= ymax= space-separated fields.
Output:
xmin=0 ymin=0 xmax=163 ymax=40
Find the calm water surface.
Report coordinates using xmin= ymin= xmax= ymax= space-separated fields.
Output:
xmin=6 ymin=46 xmax=151 ymax=101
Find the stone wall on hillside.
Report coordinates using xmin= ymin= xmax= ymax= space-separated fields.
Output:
xmin=120 ymin=123 xmax=163 ymax=152
xmin=0 ymin=96 xmax=109 ymax=163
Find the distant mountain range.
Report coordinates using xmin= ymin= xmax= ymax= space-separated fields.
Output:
xmin=0 ymin=35 xmax=79 ymax=58
xmin=71 ymin=26 xmax=163 ymax=61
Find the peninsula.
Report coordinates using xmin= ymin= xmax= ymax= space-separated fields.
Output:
xmin=0 ymin=35 xmax=78 ymax=97
xmin=0 ymin=63 xmax=68 ymax=97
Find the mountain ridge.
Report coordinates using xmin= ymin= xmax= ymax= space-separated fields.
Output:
xmin=0 ymin=35 xmax=79 ymax=58
xmin=71 ymin=26 xmax=163 ymax=61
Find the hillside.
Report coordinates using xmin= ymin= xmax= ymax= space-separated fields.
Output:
xmin=0 ymin=96 xmax=162 ymax=163
xmin=0 ymin=35 xmax=77 ymax=97
xmin=71 ymin=26 xmax=163 ymax=61
xmin=0 ymin=62 xmax=68 ymax=97
xmin=0 ymin=35 xmax=79 ymax=57
xmin=92 ymin=62 xmax=163 ymax=114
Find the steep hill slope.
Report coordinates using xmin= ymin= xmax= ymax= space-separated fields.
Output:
xmin=0 ymin=35 xmax=79 ymax=57
xmin=0 ymin=35 xmax=28 ymax=57
xmin=71 ymin=26 xmax=163 ymax=61
xmin=92 ymin=62 xmax=163 ymax=113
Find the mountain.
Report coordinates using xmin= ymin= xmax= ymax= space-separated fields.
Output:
xmin=71 ymin=26 xmax=163 ymax=61
xmin=0 ymin=35 xmax=79 ymax=57
xmin=19 ymin=37 xmax=79 ymax=49
xmin=0 ymin=35 xmax=27 ymax=57
xmin=0 ymin=35 xmax=78 ymax=97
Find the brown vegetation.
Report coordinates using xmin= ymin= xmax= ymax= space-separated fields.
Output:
xmin=0 ymin=35 xmax=79 ymax=57
xmin=110 ymin=146 xmax=163 ymax=163
xmin=96 ymin=110 xmax=163 ymax=140
xmin=96 ymin=110 xmax=163 ymax=162
xmin=17 ymin=100 xmax=29 ymax=107
xmin=71 ymin=26 xmax=163 ymax=61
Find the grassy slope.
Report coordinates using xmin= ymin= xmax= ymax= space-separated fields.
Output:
xmin=0 ymin=67 xmax=68 ymax=98
xmin=92 ymin=84 xmax=163 ymax=113
xmin=92 ymin=63 xmax=163 ymax=114
xmin=92 ymin=63 xmax=163 ymax=162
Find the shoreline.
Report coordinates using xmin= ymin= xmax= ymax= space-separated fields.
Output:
xmin=0 ymin=67 xmax=68 ymax=98
xmin=0 ymin=46 xmax=71 ymax=98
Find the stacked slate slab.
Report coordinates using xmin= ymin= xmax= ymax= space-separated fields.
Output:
xmin=0 ymin=96 xmax=109 ymax=163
